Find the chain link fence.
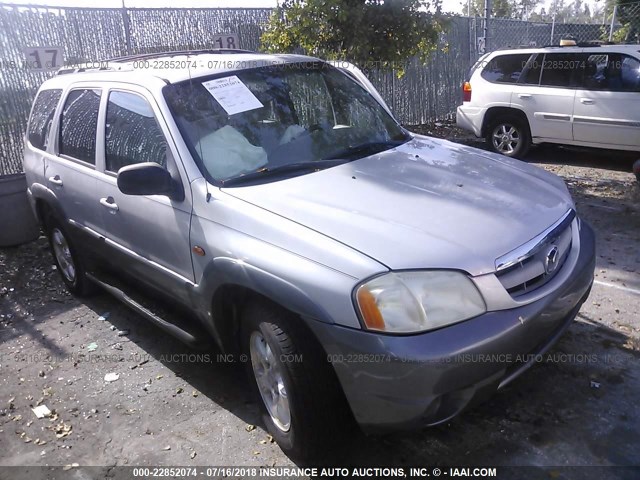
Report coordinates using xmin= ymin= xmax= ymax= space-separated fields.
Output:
xmin=1 ymin=3 xmax=639 ymax=175
xmin=468 ymin=17 xmax=627 ymax=61
xmin=0 ymin=5 xmax=272 ymax=175
xmin=610 ymin=1 xmax=640 ymax=43
xmin=0 ymin=5 xmax=474 ymax=175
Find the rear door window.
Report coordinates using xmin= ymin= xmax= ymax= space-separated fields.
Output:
xmin=540 ymin=53 xmax=584 ymax=88
xmin=481 ymin=54 xmax=532 ymax=84
xmin=59 ymin=88 xmax=101 ymax=164
xmin=518 ymin=54 xmax=543 ymax=85
xmin=28 ymin=89 xmax=62 ymax=151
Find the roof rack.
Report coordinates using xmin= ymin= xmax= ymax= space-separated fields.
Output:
xmin=54 ymin=48 xmax=260 ymax=76
xmin=576 ymin=41 xmax=616 ymax=46
xmin=540 ymin=41 xmax=617 ymax=48
xmin=56 ymin=65 xmax=124 ymax=76
xmin=106 ymin=48 xmax=258 ymax=63
xmin=56 ymin=61 xmax=139 ymax=75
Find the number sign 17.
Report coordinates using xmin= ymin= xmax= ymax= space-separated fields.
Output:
xmin=24 ymin=47 xmax=63 ymax=71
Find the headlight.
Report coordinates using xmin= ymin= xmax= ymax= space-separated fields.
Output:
xmin=354 ymin=271 xmax=486 ymax=333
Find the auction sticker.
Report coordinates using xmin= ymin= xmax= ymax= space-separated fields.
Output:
xmin=201 ymin=75 xmax=263 ymax=115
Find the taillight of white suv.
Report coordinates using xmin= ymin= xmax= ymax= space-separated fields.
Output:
xmin=462 ymin=81 xmax=472 ymax=102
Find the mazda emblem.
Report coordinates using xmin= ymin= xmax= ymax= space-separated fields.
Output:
xmin=544 ymin=245 xmax=560 ymax=274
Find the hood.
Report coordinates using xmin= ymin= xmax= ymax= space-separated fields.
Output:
xmin=222 ymin=136 xmax=574 ymax=276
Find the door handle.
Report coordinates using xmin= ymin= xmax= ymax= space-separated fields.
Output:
xmin=580 ymin=98 xmax=595 ymax=105
xmin=518 ymin=93 xmax=532 ymax=99
xmin=48 ymin=175 xmax=63 ymax=186
xmin=99 ymin=197 xmax=119 ymax=212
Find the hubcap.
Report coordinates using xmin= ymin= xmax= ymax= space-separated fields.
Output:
xmin=492 ymin=124 xmax=521 ymax=154
xmin=249 ymin=331 xmax=291 ymax=432
xmin=51 ymin=228 xmax=76 ymax=283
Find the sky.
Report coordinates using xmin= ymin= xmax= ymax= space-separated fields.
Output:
xmin=2 ymin=0 xmax=467 ymax=13
xmin=1 ymin=0 xmax=602 ymax=17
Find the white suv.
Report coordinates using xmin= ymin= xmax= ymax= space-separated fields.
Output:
xmin=456 ymin=44 xmax=640 ymax=158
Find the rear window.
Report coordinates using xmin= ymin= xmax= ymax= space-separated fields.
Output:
xmin=481 ymin=54 xmax=532 ymax=84
xmin=27 ymin=89 xmax=62 ymax=151
xmin=469 ymin=52 xmax=490 ymax=79
xmin=59 ymin=89 xmax=101 ymax=164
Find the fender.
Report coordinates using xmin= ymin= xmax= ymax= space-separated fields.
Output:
xmin=191 ymin=256 xmax=337 ymax=351
xmin=29 ymin=182 xmax=67 ymax=224
xmin=197 ymin=256 xmax=334 ymax=323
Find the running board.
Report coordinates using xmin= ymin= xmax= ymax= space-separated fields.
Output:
xmin=86 ymin=272 xmax=206 ymax=349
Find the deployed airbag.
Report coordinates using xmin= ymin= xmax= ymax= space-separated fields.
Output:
xmin=196 ymin=125 xmax=268 ymax=180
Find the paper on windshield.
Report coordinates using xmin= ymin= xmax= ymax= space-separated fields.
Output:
xmin=201 ymin=75 xmax=263 ymax=115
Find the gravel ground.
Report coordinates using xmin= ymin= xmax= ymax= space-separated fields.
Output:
xmin=1 ymin=126 xmax=639 ymax=477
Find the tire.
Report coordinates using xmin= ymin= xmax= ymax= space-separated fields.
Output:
xmin=485 ymin=115 xmax=531 ymax=159
xmin=241 ymin=300 xmax=350 ymax=461
xmin=45 ymin=215 xmax=93 ymax=296
xmin=633 ymin=159 xmax=640 ymax=183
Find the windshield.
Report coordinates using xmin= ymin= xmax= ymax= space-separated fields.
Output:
xmin=163 ymin=62 xmax=409 ymax=185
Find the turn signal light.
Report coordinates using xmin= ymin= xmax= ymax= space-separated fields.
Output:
xmin=356 ymin=287 xmax=386 ymax=331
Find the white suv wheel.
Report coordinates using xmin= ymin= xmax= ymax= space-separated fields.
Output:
xmin=492 ymin=123 xmax=521 ymax=155
xmin=485 ymin=115 xmax=531 ymax=158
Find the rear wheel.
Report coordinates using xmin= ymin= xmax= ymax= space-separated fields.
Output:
xmin=241 ymin=300 xmax=350 ymax=460
xmin=486 ymin=115 xmax=531 ymax=158
xmin=633 ymin=158 xmax=640 ymax=183
xmin=45 ymin=216 xmax=93 ymax=296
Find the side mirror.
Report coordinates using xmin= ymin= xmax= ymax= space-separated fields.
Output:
xmin=117 ymin=162 xmax=183 ymax=200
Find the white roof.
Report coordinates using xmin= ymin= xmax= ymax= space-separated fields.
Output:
xmin=490 ymin=44 xmax=640 ymax=56
xmin=42 ymin=51 xmax=321 ymax=89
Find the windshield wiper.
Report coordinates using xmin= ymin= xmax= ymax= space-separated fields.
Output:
xmin=322 ymin=139 xmax=409 ymax=160
xmin=222 ymin=159 xmax=348 ymax=187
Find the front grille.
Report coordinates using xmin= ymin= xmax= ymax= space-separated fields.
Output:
xmin=495 ymin=211 xmax=574 ymax=298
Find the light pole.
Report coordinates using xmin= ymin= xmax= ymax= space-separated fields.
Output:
xmin=484 ymin=0 xmax=491 ymax=52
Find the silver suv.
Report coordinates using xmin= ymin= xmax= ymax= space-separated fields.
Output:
xmin=24 ymin=50 xmax=596 ymax=460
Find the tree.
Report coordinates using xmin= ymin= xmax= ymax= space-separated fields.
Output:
xmin=613 ymin=0 xmax=640 ymax=42
xmin=260 ymin=0 xmax=447 ymax=75
xmin=517 ymin=0 xmax=541 ymax=19
xmin=467 ymin=0 xmax=513 ymax=18
xmin=528 ymin=0 xmax=600 ymax=23
xmin=466 ymin=0 xmax=539 ymax=19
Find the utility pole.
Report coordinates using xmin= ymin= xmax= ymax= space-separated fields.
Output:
xmin=121 ymin=0 xmax=133 ymax=56
xmin=608 ymin=5 xmax=617 ymax=42
xmin=484 ymin=0 xmax=491 ymax=52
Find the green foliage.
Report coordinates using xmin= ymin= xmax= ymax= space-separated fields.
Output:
xmin=466 ymin=0 xmax=539 ymax=19
xmin=467 ymin=0 xmax=515 ymax=18
xmin=601 ymin=0 xmax=640 ymax=42
xmin=260 ymin=0 xmax=447 ymax=76
xmin=525 ymin=0 xmax=603 ymax=23
xmin=612 ymin=23 xmax=631 ymax=42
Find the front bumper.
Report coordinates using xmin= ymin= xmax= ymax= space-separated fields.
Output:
xmin=307 ymin=220 xmax=596 ymax=432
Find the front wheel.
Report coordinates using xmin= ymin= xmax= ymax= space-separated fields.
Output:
xmin=486 ymin=115 xmax=531 ymax=158
xmin=241 ymin=301 xmax=350 ymax=460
